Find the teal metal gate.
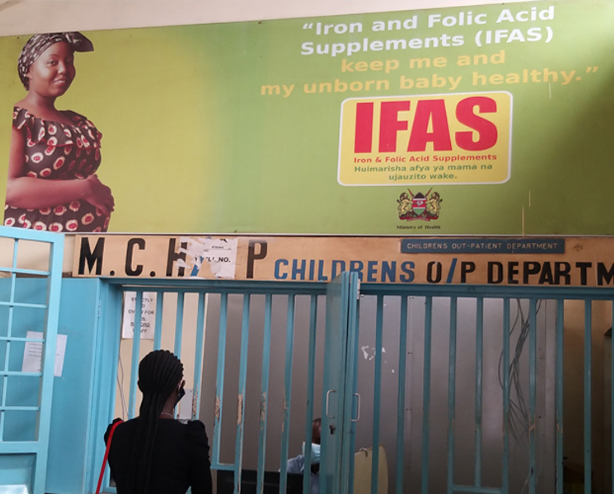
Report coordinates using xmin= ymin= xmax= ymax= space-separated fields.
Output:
xmin=91 ymin=277 xmax=354 ymax=494
xmin=85 ymin=276 xmax=613 ymax=494
xmin=0 ymin=226 xmax=64 ymax=494
xmin=356 ymin=283 xmax=614 ymax=494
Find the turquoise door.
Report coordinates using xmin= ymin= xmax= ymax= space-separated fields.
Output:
xmin=0 ymin=227 xmax=64 ymax=494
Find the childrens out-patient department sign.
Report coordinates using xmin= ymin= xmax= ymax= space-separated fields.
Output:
xmin=2 ymin=1 xmax=614 ymax=236
xmin=74 ymin=235 xmax=614 ymax=288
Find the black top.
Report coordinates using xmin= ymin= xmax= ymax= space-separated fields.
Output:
xmin=104 ymin=418 xmax=213 ymax=494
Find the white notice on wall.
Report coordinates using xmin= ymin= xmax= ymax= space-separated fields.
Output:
xmin=22 ymin=331 xmax=67 ymax=377
xmin=176 ymin=237 xmax=238 ymax=279
xmin=122 ymin=291 xmax=157 ymax=339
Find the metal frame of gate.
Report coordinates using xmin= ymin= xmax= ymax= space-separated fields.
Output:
xmin=93 ymin=278 xmax=614 ymax=494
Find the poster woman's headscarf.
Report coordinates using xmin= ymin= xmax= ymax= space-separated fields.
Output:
xmin=17 ymin=32 xmax=94 ymax=89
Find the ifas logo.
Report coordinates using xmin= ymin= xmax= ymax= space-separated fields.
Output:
xmin=397 ymin=189 xmax=442 ymax=221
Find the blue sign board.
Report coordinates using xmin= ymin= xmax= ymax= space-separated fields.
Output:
xmin=400 ymin=238 xmax=565 ymax=254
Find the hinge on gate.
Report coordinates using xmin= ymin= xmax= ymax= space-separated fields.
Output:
xmin=356 ymin=279 xmax=361 ymax=299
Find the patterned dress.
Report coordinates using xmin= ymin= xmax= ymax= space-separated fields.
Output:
xmin=4 ymin=106 xmax=110 ymax=232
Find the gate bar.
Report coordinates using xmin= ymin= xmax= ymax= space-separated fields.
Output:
xmin=584 ymin=300 xmax=592 ymax=494
xmin=395 ymin=296 xmax=408 ymax=494
xmin=256 ymin=294 xmax=272 ymax=494
xmin=153 ymin=290 xmax=164 ymax=350
xmin=233 ymin=294 xmax=251 ymax=493
xmin=529 ymin=299 xmax=537 ymax=494
xmin=193 ymin=292 xmax=206 ymax=419
xmin=447 ymin=297 xmax=458 ymax=494
xmin=370 ymin=295 xmax=384 ymax=494
xmin=474 ymin=297 xmax=484 ymax=487
xmin=212 ymin=293 xmax=229 ymax=469
xmin=174 ymin=292 xmax=185 ymax=358
xmin=421 ymin=296 xmax=433 ymax=494
xmin=279 ymin=295 xmax=296 ymax=494
xmin=502 ymin=299 xmax=510 ymax=494
xmin=302 ymin=295 xmax=319 ymax=494
xmin=555 ymin=299 xmax=564 ymax=494
xmin=128 ymin=291 xmax=143 ymax=418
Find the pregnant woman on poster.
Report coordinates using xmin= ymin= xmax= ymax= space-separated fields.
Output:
xmin=4 ymin=32 xmax=114 ymax=232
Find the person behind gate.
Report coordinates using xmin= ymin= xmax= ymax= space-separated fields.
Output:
xmin=287 ymin=417 xmax=321 ymax=494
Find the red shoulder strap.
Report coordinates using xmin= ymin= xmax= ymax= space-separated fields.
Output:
xmin=96 ymin=420 xmax=123 ymax=494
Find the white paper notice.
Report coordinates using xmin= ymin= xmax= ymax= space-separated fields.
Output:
xmin=122 ymin=291 xmax=157 ymax=339
xmin=22 ymin=331 xmax=67 ymax=377
xmin=176 ymin=237 xmax=238 ymax=279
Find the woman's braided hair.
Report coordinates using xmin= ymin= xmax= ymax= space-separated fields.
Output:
xmin=131 ymin=350 xmax=183 ymax=494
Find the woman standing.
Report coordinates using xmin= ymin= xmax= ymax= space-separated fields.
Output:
xmin=105 ymin=350 xmax=213 ymax=494
xmin=4 ymin=32 xmax=114 ymax=232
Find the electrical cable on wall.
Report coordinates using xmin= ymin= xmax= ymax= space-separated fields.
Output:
xmin=497 ymin=298 xmax=543 ymax=493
